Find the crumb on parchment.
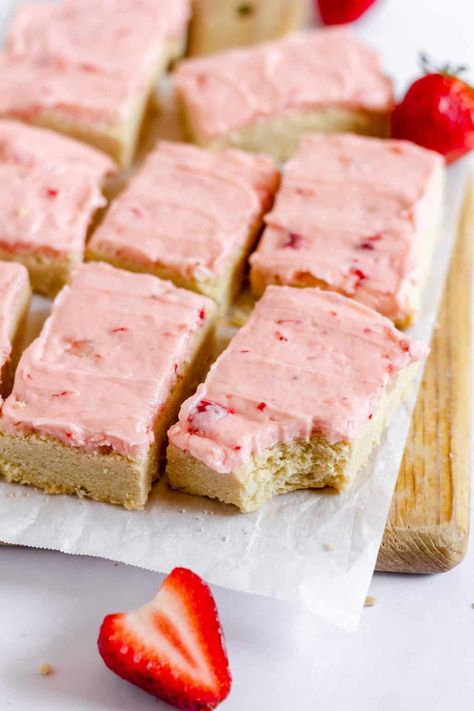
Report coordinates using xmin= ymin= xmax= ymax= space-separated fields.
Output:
xmin=39 ymin=663 xmax=54 ymax=676
xmin=364 ymin=596 xmax=377 ymax=607
xmin=323 ymin=543 xmax=335 ymax=552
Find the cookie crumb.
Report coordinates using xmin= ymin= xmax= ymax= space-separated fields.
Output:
xmin=39 ymin=663 xmax=54 ymax=676
xmin=323 ymin=543 xmax=335 ymax=552
xmin=364 ymin=595 xmax=377 ymax=607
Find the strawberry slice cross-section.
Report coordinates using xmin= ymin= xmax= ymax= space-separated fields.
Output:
xmin=97 ymin=567 xmax=232 ymax=710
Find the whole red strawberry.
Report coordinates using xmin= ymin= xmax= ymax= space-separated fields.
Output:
xmin=316 ymin=0 xmax=378 ymax=25
xmin=98 ymin=567 xmax=232 ymax=710
xmin=392 ymin=56 xmax=474 ymax=163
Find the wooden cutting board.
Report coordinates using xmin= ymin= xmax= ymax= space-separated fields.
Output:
xmin=128 ymin=100 xmax=474 ymax=575
xmin=377 ymin=183 xmax=472 ymax=574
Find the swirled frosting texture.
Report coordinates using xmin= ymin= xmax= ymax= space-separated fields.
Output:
xmin=168 ymin=286 xmax=428 ymax=473
xmin=1 ymin=263 xmax=215 ymax=458
xmin=89 ymin=141 xmax=279 ymax=280
xmin=0 ymin=120 xmax=114 ymax=258
xmin=0 ymin=0 xmax=190 ymax=124
xmin=250 ymin=133 xmax=444 ymax=323
xmin=174 ymin=28 xmax=394 ymax=141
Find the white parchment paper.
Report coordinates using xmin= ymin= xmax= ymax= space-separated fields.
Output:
xmin=0 ymin=0 xmax=471 ymax=632
xmin=0 ymin=160 xmax=469 ymax=630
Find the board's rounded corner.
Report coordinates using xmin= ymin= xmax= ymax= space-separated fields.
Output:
xmin=376 ymin=523 xmax=470 ymax=574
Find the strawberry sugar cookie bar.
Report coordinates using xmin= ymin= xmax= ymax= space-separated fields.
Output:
xmin=0 ymin=121 xmax=115 ymax=297
xmin=88 ymin=141 xmax=279 ymax=310
xmin=0 ymin=0 xmax=191 ymax=166
xmin=167 ymin=286 xmax=428 ymax=512
xmin=174 ymin=28 xmax=394 ymax=161
xmin=0 ymin=262 xmax=31 ymax=398
xmin=250 ymin=134 xmax=445 ymax=328
xmin=188 ymin=0 xmax=306 ymax=56
xmin=0 ymin=263 xmax=216 ymax=510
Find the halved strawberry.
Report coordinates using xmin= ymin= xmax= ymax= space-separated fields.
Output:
xmin=97 ymin=567 xmax=231 ymax=710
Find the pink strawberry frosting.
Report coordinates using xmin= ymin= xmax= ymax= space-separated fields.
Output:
xmin=174 ymin=28 xmax=394 ymax=141
xmin=6 ymin=0 xmax=190 ymax=68
xmin=0 ymin=0 xmax=190 ymax=124
xmin=0 ymin=120 xmax=115 ymax=259
xmin=168 ymin=286 xmax=428 ymax=474
xmin=250 ymin=133 xmax=444 ymax=323
xmin=1 ymin=263 xmax=215 ymax=458
xmin=89 ymin=141 xmax=279 ymax=280
xmin=0 ymin=262 xmax=30 ymax=384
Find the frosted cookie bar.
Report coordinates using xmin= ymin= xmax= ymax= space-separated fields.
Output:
xmin=174 ymin=28 xmax=393 ymax=161
xmin=0 ymin=262 xmax=31 ymax=398
xmin=250 ymin=134 xmax=445 ymax=327
xmin=0 ymin=263 xmax=216 ymax=510
xmin=167 ymin=286 xmax=428 ymax=512
xmin=0 ymin=0 xmax=191 ymax=166
xmin=88 ymin=141 xmax=279 ymax=311
xmin=188 ymin=0 xmax=306 ymax=56
xmin=0 ymin=121 xmax=115 ymax=297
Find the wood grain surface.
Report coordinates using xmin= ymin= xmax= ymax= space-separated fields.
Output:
xmin=377 ymin=182 xmax=472 ymax=574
